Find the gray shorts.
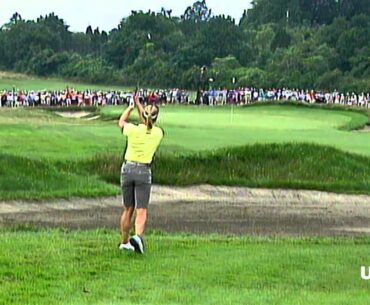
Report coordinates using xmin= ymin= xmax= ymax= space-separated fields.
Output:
xmin=121 ymin=162 xmax=152 ymax=209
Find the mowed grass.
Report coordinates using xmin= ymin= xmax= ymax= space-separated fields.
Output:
xmin=0 ymin=71 xmax=131 ymax=91
xmin=101 ymin=104 xmax=370 ymax=156
xmin=1 ymin=104 xmax=370 ymax=160
xmin=1 ymin=229 xmax=370 ymax=305
xmin=1 ymin=103 xmax=370 ymax=199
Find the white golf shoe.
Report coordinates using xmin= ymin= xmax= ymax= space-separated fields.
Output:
xmin=118 ymin=242 xmax=135 ymax=251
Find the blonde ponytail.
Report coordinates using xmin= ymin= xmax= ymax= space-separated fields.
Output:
xmin=142 ymin=104 xmax=158 ymax=134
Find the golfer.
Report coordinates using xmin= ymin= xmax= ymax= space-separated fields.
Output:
xmin=118 ymin=95 xmax=164 ymax=254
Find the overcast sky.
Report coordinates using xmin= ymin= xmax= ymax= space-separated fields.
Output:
xmin=0 ymin=0 xmax=252 ymax=32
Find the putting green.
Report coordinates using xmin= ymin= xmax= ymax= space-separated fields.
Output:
xmin=153 ymin=105 xmax=370 ymax=156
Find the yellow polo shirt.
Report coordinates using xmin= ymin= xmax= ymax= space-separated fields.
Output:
xmin=123 ymin=123 xmax=164 ymax=164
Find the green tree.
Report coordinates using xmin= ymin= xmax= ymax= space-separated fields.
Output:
xmin=182 ymin=0 xmax=212 ymax=22
xmin=271 ymin=27 xmax=292 ymax=51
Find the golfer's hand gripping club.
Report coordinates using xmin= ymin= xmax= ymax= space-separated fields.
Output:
xmin=134 ymin=94 xmax=145 ymax=123
xmin=129 ymin=98 xmax=135 ymax=109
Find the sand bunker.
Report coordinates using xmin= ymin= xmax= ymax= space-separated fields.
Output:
xmin=1 ymin=185 xmax=370 ymax=236
xmin=55 ymin=111 xmax=92 ymax=119
xmin=85 ymin=115 xmax=101 ymax=121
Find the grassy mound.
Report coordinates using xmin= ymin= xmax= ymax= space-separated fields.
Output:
xmin=2 ymin=143 xmax=370 ymax=200
xmin=0 ymin=154 xmax=117 ymax=200
xmin=81 ymin=143 xmax=370 ymax=195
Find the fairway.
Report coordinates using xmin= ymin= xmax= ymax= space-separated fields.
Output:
xmin=128 ymin=105 xmax=370 ymax=156
xmin=0 ymin=71 xmax=131 ymax=91
xmin=0 ymin=104 xmax=370 ymax=160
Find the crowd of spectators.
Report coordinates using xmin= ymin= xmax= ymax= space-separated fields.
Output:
xmin=197 ymin=88 xmax=370 ymax=107
xmin=1 ymin=87 xmax=370 ymax=108
xmin=0 ymin=89 xmax=190 ymax=107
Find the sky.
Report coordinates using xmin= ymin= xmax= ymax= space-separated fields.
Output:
xmin=0 ymin=0 xmax=252 ymax=32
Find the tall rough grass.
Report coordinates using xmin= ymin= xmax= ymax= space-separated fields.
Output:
xmin=78 ymin=143 xmax=370 ymax=195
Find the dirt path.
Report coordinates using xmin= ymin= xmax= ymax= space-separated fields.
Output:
xmin=1 ymin=185 xmax=370 ymax=236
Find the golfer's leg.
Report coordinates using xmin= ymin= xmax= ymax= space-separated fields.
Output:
xmin=120 ymin=163 xmax=135 ymax=243
xmin=121 ymin=207 xmax=134 ymax=243
xmin=134 ymin=177 xmax=151 ymax=237
xmin=135 ymin=208 xmax=148 ymax=236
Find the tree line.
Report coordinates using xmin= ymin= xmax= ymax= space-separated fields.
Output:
xmin=0 ymin=0 xmax=369 ymax=92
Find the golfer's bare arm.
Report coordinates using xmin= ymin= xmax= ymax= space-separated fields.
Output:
xmin=134 ymin=95 xmax=146 ymax=124
xmin=118 ymin=106 xmax=134 ymax=128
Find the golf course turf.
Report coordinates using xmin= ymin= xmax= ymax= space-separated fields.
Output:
xmin=0 ymin=71 xmax=130 ymax=92
xmin=1 ymin=229 xmax=370 ymax=305
xmin=1 ymin=96 xmax=370 ymax=305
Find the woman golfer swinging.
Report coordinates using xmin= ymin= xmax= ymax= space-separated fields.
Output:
xmin=118 ymin=94 xmax=163 ymax=254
